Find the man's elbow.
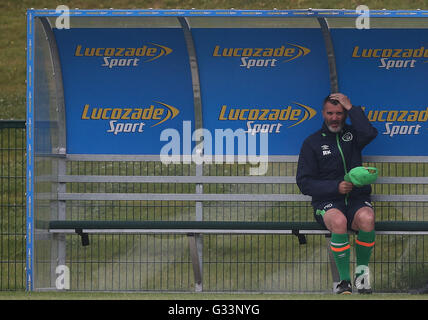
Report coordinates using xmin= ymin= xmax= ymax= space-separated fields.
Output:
xmin=359 ymin=127 xmax=378 ymax=148
xmin=368 ymin=127 xmax=378 ymax=144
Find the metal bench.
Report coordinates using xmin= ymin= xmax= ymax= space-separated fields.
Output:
xmin=44 ymin=160 xmax=428 ymax=292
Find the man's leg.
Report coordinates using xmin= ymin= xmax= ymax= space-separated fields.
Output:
xmin=352 ymin=206 xmax=375 ymax=271
xmin=323 ymin=209 xmax=351 ymax=283
xmin=351 ymin=206 xmax=376 ymax=292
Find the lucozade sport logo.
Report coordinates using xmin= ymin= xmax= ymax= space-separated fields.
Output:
xmin=218 ymin=102 xmax=317 ymax=135
xmin=362 ymin=106 xmax=428 ymax=138
xmin=74 ymin=43 xmax=173 ymax=68
xmin=81 ymin=101 xmax=180 ymax=135
xmin=212 ymin=43 xmax=311 ymax=69
xmin=352 ymin=45 xmax=428 ymax=70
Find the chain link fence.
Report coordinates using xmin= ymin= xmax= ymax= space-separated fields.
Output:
xmin=0 ymin=120 xmax=26 ymax=290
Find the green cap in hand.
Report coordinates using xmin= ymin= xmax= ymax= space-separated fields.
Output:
xmin=344 ymin=166 xmax=378 ymax=187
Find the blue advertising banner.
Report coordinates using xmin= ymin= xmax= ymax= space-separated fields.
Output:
xmin=191 ymin=28 xmax=330 ymax=156
xmin=53 ymin=28 xmax=195 ymax=154
xmin=52 ymin=25 xmax=428 ymax=157
xmin=331 ymin=28 xmax=428 ymax=156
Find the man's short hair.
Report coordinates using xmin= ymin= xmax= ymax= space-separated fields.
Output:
xmin=323 ymin=94 xmax=340 ymax=108
xmin=322 ymin=94 xmax=348 ymax=117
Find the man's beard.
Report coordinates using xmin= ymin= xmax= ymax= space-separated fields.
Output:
xmin=325 ymin=120 xmax=344 ymax=133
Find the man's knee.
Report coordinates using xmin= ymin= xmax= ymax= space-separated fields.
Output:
xmin=353 ymin=207 xmax=375 ymax=231
xmin=324 ymin=209 xmax=348 ymax=233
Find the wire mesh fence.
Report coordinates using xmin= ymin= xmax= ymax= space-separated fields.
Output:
xmin=0 ymin=121 xmax=26 ymax=290
xmin=1 ymin=120 xmax=428 ymax=292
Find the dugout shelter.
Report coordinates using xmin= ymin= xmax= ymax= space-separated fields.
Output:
xmin=27 ymin=8 xmax=428 ymax=292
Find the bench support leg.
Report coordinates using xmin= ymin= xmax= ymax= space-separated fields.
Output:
xmin=51 ymin=233 xmax=66 ymax=289
xmin=188 ymin=234 xmax=203 ymax=292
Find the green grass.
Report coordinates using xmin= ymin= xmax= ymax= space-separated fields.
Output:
xmin=0 ymin=291 xmax=427 ymax=300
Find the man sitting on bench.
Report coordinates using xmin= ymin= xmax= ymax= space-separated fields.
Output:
xmin=296 ymin=93 xmax=378 ymax=294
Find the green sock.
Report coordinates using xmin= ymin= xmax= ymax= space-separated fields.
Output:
xmin=355 ymin=230 xmax=375 ymax=276
xmin=330 ymin=233 xmax=351 ymax=281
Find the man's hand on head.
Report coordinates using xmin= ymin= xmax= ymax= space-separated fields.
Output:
xmin=329 ymin=93 xmax=352 ymax=111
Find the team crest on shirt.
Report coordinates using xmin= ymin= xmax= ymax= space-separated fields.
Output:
xmin=342 ymin=132 xmax=353 ymax=142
